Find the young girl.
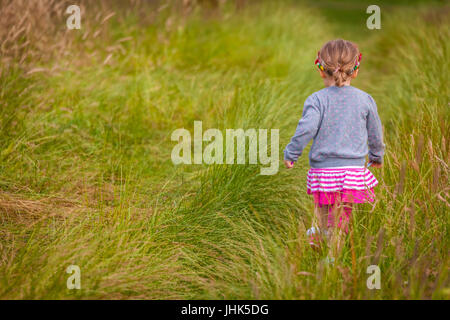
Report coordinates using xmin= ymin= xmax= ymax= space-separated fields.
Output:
xmin=284 ymin=39 xmax=385 ymax=262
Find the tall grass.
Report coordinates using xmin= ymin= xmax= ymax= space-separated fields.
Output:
xmin=0 ymin=0 xmax=448 ymax=299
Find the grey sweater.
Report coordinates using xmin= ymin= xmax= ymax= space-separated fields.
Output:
xmin=284 ymin=85 xmax=385 ymax=168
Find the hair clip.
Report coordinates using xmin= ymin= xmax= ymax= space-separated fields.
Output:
xmin=353 ymin=53 xmax=362 ymax=71
xmin=316 ymin=51 xmax=362 ymax=72
xmin=315 ymin=51 xmax=324 ymax=71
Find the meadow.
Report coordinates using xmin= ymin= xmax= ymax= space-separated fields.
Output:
xmin=0 ymin=0 xmax=448 ymax=299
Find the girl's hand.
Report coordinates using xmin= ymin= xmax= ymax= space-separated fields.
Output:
xmin=370 ymin=162 xmax=382 ymax=168
xmin=284 ymin=160 xmax=294 ymax=169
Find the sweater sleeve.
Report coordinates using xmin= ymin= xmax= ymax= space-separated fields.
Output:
xmin=284 ymin=94 xmax=321 ymax=162
xmin=366 ymin=95 xmax=385 ymax=163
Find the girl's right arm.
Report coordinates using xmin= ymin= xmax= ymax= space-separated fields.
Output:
xmin=284 ymin=94 xmax=321 ymax=164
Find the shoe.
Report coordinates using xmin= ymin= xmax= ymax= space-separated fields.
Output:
xmin=306 ymin=226 xmax=322 ymax=250
xmin=322 ymin=255 xmax=335 ymax=265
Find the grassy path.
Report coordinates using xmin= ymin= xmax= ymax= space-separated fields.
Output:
xmin=0 ymin=1 xmax=448 ymax=299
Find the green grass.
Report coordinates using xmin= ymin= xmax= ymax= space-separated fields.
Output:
xmin=0 ymin=0 xmax=448 ymax=299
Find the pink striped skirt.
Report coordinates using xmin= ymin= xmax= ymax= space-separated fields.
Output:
xmin=307 ymin=166 xmax=378 ymax=205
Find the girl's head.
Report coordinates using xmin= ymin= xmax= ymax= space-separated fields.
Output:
xmin=315 ymin=39 xmax=361 ymax=87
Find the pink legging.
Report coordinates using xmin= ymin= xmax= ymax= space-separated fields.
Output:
xmin=326 ymin=204 xmax=352 ymax=234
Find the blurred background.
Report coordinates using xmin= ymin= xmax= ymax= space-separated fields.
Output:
xmin=0 ymin=0 xmax=448 ymax=299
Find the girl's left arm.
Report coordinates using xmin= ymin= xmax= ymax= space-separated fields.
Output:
xmin=366 ymin=95 xmax=385 ymax=164
xmin=284 ymin=94 xmax=321 ymax=163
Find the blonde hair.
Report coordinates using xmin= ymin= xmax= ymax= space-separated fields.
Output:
xmin=318 ymin=39 xmax=360 ymax=87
